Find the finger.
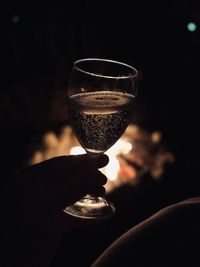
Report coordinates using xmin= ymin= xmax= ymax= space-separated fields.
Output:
xmin=89 ymin=185 xmax=106 ymax=197
xmin=37 ymin=155 xmax=109 ymax=178
xmin=52 ymin=172 xmax=107 ymax=208
xmin=58 ymin=185 xmax=105 ymax=208
xmin=52 ymin=182 xmax=89 ymax=208
xmin=94 ymin=154 xmax=109 ymax=169
xmin=88 ymin=170 xmax=107 ymax=185
xmin=72 ymin=154 xmax=109 ymax=169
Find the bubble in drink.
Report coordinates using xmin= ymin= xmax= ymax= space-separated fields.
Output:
xmin=68 ymin=91 xmax=135 ymax=154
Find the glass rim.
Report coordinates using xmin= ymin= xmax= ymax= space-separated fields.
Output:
xmin=73 ymin=58 xmax=138 ymax=79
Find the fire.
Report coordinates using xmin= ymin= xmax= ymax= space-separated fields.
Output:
xmin=29 ymin=124 xmax=175 ymax=193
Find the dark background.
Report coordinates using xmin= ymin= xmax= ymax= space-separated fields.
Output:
xmin=0 ymin=2 xmax=200 ymax=266
xmin=1 ymin=0 xmax=199 ymax=151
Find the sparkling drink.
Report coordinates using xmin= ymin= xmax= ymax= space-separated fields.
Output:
xmin=64 ymin=58 xmax=139 ymax=220
xmin=68 ymin=91 xmax=135 ymax=154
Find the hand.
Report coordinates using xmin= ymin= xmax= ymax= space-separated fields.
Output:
xmin=18 ymin=154 xmax=108 ymax=211
xmin=0 ymin=154 xmax=109 ymax=267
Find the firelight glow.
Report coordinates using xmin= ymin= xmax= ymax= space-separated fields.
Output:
xmin=69 ymin=138 xmax=133 ymax=181
xmin=70 ymin=146 xmax=86 ymax=155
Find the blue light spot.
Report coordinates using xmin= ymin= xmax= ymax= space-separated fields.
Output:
xmin=11 ymin=16 xmax=20 ymax=24
xmin=187 ymin=22 xmax=197 ymax=32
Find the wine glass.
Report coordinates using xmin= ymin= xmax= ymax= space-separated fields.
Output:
xmin=64 ymin=58 xmax=138 ymax=220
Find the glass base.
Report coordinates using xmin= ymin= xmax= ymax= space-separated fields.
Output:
xmin=63 ymin=195 xmax=115 ymax=220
